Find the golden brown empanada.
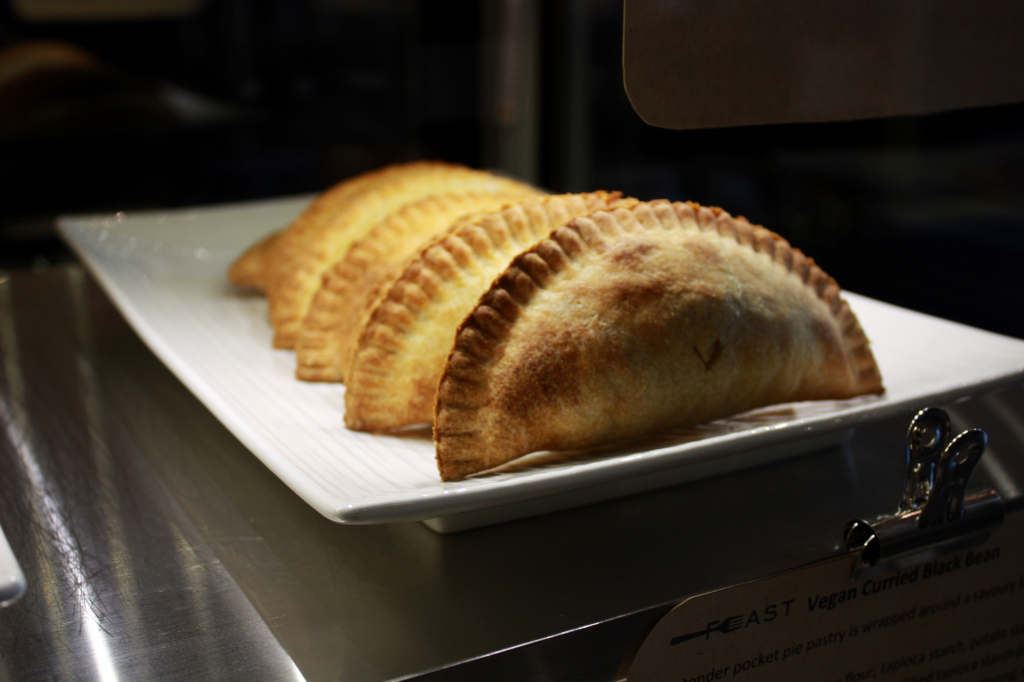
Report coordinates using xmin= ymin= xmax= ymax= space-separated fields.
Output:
xmin=265 ymin=161 xmax=537 ymax=348
xmin=295 ymin=188 xmax=544 ymax=382
xmin=227 ymin=229 xmax=282 ymax=291
xmin=344 ymin=191 xmax=635 ymax=431
xmin=433 ymin=201 xmax=884 ymax=481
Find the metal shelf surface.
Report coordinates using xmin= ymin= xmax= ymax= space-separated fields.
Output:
xmin=1 ymin=265 xmax=1021 ymax=681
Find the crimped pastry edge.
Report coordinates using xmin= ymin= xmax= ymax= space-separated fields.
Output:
xmin=267 ymin=161 xmax=522 ymax=348
xmin=264 ymin=161 xmax=451 ymax=347
xmin=343 ymin=191 xmax=632 ymax=431
xmin=295 ymin=189 xmax=544 ymax=382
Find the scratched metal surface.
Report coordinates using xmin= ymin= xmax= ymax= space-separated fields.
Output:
xmin=0 ymin=265 xmax=1021 ymax=682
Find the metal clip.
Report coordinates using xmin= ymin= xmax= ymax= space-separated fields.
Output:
xmin=844 ymin=407 xmax=1004 ymax=581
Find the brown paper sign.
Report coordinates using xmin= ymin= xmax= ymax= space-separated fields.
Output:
xmin=623 ymin=0 xmax=1024 ymax=130
xmin=628 ymin=511 xmax=1024 ymax=681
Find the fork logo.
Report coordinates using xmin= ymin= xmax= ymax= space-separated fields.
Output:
xmin=670 ymin=615 xmax=745 ymax=645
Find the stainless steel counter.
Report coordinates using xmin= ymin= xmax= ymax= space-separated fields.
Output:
xmin=1 ymin=265 xmax=1021 ymax=681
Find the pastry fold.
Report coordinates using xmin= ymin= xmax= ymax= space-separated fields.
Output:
xmin=264 ymin=161 xmax=537 ymax=348
xmin=295 ymin=189 xmax=543 ymax=382
xmin=344 ymin=191 xmax=634 ymax=431
xmin=433 ymin=201 xmax=884 ymax=481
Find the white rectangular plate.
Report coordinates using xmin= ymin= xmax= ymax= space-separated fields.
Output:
xmin=58 ymin=197 xmax=1024 ymax=529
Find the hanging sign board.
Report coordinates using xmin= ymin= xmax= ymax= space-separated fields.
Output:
xmin=623 ymin=0 xmax=1024 ymax=129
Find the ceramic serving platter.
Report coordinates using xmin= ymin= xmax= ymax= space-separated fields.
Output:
xmin=57 ymin=196 xmax=1024 ymax=532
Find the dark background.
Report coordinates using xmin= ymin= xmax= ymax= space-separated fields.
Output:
xmin=1 ymin=0 xmax=1021 ymax=338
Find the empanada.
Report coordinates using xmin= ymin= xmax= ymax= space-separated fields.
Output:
xmin=433 ymin=201 xmax=883 ymax=481
xmin=344 ymin=191 xmax=636 ymax=431
xmin=296 ymin=189 xmax=544 ymax=382
xmin=265 ymin=161 xmax=537 ymax=348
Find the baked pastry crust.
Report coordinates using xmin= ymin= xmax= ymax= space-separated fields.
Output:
xmin=344 ymin=192 xmax=635 ymax=431
xmin=264 ymin=161 xmax=537 ymax=348
xmin=227 ymin=229 xmax=281 ymax=291
xmin=295 ymin=189 xmax=543 ymax=382
xmin=261 ymin=162 xmax=397 ymax=288
xmin=433 ymin=201 xmax=884 ymax=481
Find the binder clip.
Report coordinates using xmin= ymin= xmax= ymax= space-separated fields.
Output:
xmin=843 ymin=406 xmax=1004 ymax=581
